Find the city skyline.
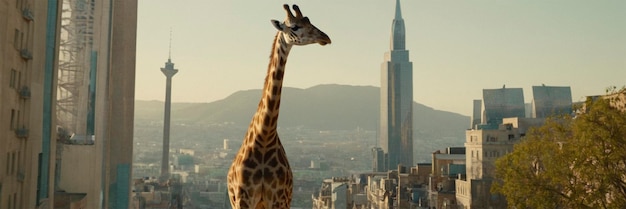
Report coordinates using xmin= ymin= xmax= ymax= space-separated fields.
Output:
xmin=136 ymin=0 xmax=626 ymax=116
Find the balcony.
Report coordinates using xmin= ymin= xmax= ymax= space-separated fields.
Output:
xmin=15 ymin=127 xmax=29 ymax=139
xmin=22 ymin=8 xmax=34 ymax=21
xmin=19 ymin=86 xmax=31 ymax=99
xmin=20 ymin=48 xmax=32 ymax=60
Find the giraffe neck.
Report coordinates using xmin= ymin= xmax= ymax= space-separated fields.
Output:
xmin=251 ymin=32 xmax=293 ymax=135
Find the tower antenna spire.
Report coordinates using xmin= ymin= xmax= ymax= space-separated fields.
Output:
xmin=168 ymin=28 xmax=172 ymax=61
xmin=395 ymin=0 xmax=403 ymax=20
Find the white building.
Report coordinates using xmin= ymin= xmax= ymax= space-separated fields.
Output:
xmin=456 ymin=117 xmax=543 ymax=208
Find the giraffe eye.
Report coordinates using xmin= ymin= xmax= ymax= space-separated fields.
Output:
xmin=291 ymin=25 xmax=300 ymax=31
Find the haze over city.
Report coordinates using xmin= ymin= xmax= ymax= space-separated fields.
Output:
xmin=3 ymin=0 xmax=626 ymax=208
xmin=136 ymin=0 xmax=625 ymax=116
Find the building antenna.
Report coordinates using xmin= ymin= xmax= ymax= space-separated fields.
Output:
xmin=168 ymin=27 xmax=172 ymax=60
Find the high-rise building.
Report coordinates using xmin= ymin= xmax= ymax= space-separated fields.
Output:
xmin=2 ymin=1 xmax=137 ymax=208
xmin=54 ymin=1 xmax=103 ymax=208
xmin=531 ymin=85 xmax=572 ymax=118
xmin=54 ymin=0 xmax=138 ymax=208
xmin=0 ymin=1 xmax=58 ymax=208
xmin=100 ymin=2 xmax=138 ymax=208
xmin=371 ymin=147 xmax=385 ymax=172
xmin=379 ymin=0 xmax=414 ymax=171
xmin=481 ymin=87 xmax=525 ymax=126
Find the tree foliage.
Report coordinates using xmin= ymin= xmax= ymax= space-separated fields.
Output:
xmin=493 ymin=89 xmax=626 ymax=209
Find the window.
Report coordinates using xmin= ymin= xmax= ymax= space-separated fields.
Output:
xmin=10 ymin=109 xmax=16 ymax=130
xmin=36 ymin=153 xmax=42 ymax=204
xmin=484 ymin=150 xmax=500 ymax=158
xmin=11 ymin=152 xmax=16 ymax=175
xmin=14 ymin=29 xmax=20 ymax=49
xmin=5 ymin=153 xmax=9 ymax=175
xmin=12 ymin=193 xmax=17 ymax=209
xmin=508 ymin=134 xmax=515 ymax=140
xmin=16 ymin=111 xmax=20 ymax=129
xmin=13 ymin=29 xmax=24 ymax=49
xmin=15 ymin=151 xmax=20 ymax=174
xmin=17 ymin=71 xmax=21 ymax=89
xmin=20 ymin=31 xmax=24 ymax=49
xmin=9 ymin=69 xmax=16 ymax=88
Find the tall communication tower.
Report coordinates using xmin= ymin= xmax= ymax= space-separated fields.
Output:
xmin=161 ymin=32 xmax=178 ymax=179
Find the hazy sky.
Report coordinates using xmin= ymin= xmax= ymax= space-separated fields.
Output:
xmin=136 ymin=0 xmax=626 ymax=116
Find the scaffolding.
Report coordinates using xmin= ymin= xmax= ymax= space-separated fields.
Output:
xmin=57 ymin=0 xmax=95 ymax=136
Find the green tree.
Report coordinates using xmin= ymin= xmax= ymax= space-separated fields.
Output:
xmin=493 ymin=89 xmax=626 ymax=209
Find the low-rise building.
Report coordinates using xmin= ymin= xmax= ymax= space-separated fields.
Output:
xmin=456 ymin=117 xmax=544 ymax=208
xmin=312 ymin=176 xmax=367 ymax=209
xmin=428 ymin=147 xmax=465 ymax=209
xmin=313 ymin=163 xmax=431 ymax=209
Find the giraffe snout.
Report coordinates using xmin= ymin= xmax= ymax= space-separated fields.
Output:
xmin=317 ymin=33 xmax=331 ymax=46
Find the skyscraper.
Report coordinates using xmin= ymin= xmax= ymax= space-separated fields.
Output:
xmin=482 ymin=87 xmax=525 ymax=126
xmin=531 ymin=85 xmax=572 ymax=118
xmin=371 ymin=147 xmax=385 ymax=172
xmin=1 ymin=1 xmax=137 ymax=208
xmin=0 ymin=1 xmax=55 ymax=208
xmin=379 ymin=0 xmax=414 ymax=171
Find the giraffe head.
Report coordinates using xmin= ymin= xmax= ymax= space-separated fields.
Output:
xmin=271 ymin=4 xmax=331 ymax=46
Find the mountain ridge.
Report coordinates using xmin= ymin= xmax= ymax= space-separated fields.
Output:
xmin=135 ymin=84 xmax=469 ymax=141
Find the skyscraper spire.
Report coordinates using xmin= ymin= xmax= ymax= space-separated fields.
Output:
xmin=395 ymin=0 xmax=403 ymax=20
xmin=390 ymin=0 xmax=406 ymax=50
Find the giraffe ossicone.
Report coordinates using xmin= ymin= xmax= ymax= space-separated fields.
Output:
xmin=227 ymin=4 xmax=331 ymax=209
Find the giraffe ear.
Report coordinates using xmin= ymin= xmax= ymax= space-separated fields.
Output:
xmin=271 ymin=20 xmax=284 ymax=31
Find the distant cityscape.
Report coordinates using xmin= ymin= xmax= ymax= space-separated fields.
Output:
xmin=133 ymin=0 xmax=580 ymax=208
xmin=1 ymin=0 xmax=623 ymax=209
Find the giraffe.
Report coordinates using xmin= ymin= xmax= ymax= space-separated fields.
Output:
xmin=227 ymin=4 xmax=331 ymax=209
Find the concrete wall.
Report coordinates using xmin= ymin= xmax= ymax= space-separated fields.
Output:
xmin=102 ymin=1 xmax=138 ymax=208
xmin=331 ymin=183 xmax=347 ymax=209
xmin=57 ymin=142 xmax=102 ymax=209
